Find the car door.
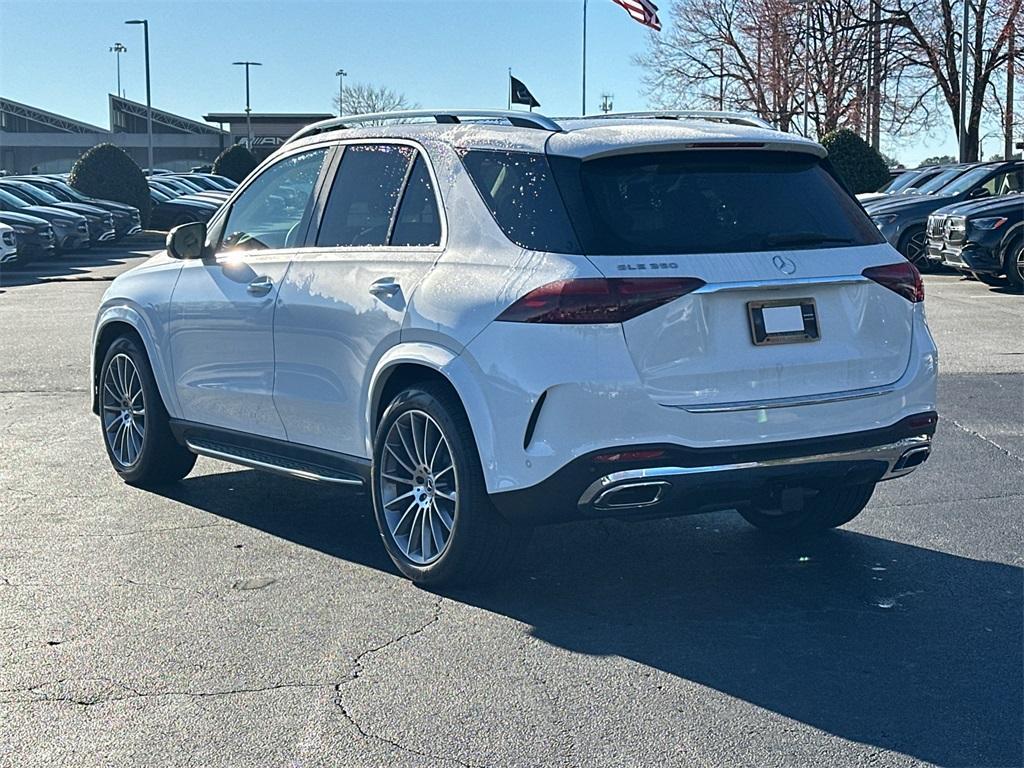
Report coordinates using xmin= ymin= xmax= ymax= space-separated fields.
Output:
xmin=273 ymin=141 xmax=445 ymax=457
xmin=168 ymin=146 xmax=330 ymax=438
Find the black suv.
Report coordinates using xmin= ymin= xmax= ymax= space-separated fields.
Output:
xmin=941 ymin=194 xmax=1024 ymax=291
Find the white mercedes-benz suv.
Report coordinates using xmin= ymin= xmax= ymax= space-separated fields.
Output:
xmin=92 ymin=110 xmax=938 ymax=584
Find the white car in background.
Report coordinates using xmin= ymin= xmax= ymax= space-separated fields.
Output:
xmin=0 ymin=222 xmax=18 ymax=264
xmin=90 ymin=109 xmax=938 ymax=585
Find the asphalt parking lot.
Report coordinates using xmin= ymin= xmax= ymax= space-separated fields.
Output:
xmin=1 ymin=246 xmax=1021 ymax=768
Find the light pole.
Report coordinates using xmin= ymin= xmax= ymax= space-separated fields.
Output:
xmin=110 ymin=42 xmax=127 ymax=97
xmin=336 ymin=68 xmax=347 ymax=117
xmin=124 ymin=20 xmax=152 ymax=173
xmin=233 ymin=61 xmax=262 ymax=149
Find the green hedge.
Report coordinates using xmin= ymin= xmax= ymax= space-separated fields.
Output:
xmin=68 ymin=144 xmax=151 ymax=227
xmin=820 ymin=129 xmax=891 ymax=194
xmin=212 ymin=144 xmax=259 ymax=183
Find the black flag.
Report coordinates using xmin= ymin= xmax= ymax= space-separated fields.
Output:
xmin=510 ymin=74 xmax=540 ymax=109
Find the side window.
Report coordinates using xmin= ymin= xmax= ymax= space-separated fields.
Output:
xmin=984 ymin=170 xmax=1022 ymax=196
xmin=316 ymin=144 xmax=415 ymax=247
xmin=390 ymin=156 xmax=441 ymax=247
xmin=220 ymin=148 xmax=327 ymax=253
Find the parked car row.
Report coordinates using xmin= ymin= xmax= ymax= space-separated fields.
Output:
xmin=0 ymin=170 xmax=238 ymax=265
xmin=145 ymin=171 xmax=235 ymax=231
xmin=857 ymin=160 xmax=1023 ymax=289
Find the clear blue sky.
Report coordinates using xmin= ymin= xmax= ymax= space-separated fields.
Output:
xmin=1 ymin=0 xmax=959 ymax=164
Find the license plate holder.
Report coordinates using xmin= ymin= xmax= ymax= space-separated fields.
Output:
xmin=747 ymin=299 xmax=820 ymax=345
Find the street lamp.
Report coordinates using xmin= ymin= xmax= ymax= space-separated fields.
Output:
xmin=336 ymin=68 xmax=347 ymax=117
xmin=124 ymin=20 xmax=152 ymax=173
xmin=233 ymin=61 xmax=262 ymax=149
xmin=109 ymin=42 xmax=127 ymax=98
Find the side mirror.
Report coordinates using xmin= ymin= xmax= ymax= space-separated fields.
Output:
xmin=166 ymin=221 xmax=207 ymax=259
xmin=968 ymin=187 xmax=989 ymax=199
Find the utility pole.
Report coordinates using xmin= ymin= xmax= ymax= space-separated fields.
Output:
xmin=233 ymin=61 xmax=262 ymax=149
xmin=802 ymin=1 xmax=812 ymax=136
xmin=581 ymin=0 xmax=588 ymax=115
xmin=712 ymin=47 xmax=725 ymax=110
xmin=1006 ymin=31 xmax=1015 ymax=160
xmin=124 ymin=20 xmax=152 ymax=173
xmin=110 ymin=43 xmax=127 ymax=98
xmin=958 ymin=0 xmax=970 ymax=161
xmin=599 ymin=93 xmax=614 ymax=113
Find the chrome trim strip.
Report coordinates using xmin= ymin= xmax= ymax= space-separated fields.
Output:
xmin=577 ymin=436 xmax=931 ymax=506
xmin=670 ymin=384 xmax=897 ymax=413
xmin=692 ymin=275 xmax=870 ymax=294
xmin=185 ymin=441 xmax=363 ymax=487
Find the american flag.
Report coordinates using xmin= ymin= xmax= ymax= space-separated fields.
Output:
xmin=611 ymin=0 xmax=662 ymax=31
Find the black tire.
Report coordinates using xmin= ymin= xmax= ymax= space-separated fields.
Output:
xmin=971 ymin=271 xmax=1005 ymax=287
xmin=371 ymin=382 xmax=529 ymax=586
xmin=98 ymin=334 xmax=196 ymax=487
xmin=898 ymin=226 xmax=930 ymax=271
xmin=739 ymin=483 xmax=876 ymax=533
xmin=1005 ymin=241 xmax=1024 ymax=293
xmin=173 ymin=213 xmax=198 ymax=228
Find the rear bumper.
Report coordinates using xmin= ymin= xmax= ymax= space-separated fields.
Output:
xmin=490 ymin=413 xmax=937 ymax=524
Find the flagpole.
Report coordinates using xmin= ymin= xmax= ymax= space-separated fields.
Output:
xmin=508 ymin=67 xmax=512 ymax=110
xmin=581 ymin=0 xmax=587 ymax=115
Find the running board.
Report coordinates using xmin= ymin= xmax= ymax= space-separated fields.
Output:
xmin=186 ymin=439 xmax=364 ymax=486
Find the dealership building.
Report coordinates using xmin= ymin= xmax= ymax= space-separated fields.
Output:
xmin=1 ymin=95 xmax=330 ymax=174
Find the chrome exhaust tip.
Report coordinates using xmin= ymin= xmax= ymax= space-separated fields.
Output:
xmin=592 ymin=480 xmax=671 ymax=510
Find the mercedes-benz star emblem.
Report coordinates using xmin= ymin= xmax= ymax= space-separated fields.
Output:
xmin=772 ymin=255 xmax=797 ymax=275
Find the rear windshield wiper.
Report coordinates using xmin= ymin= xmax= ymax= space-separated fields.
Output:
xmin=761 ymin=233 xmax=857 ymax=248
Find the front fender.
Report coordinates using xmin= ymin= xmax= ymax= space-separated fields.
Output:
xmin=364 ymin=342 xmax=497 ymax=475
xmin=91 ymin=303 xmax=180 ymax=418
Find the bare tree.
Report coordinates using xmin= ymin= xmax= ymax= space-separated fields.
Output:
xmin=869 ymin=0 xmax=1023 ymax=159
xmin=333 ymin=83 xmax=418 ymax=122
xmin=637 ymin=0 xmax=928 ymax=138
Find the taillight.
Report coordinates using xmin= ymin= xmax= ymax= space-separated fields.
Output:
xmin=862 ymin=262 xmax=924 ymax=303
xmin=496 ymin=277 xmax=706 ymax=324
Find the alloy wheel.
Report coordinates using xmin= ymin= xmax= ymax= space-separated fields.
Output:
xmin=379 ymin=409 xmax=458 ymax=565
xmin=1016 ymin=247 xmax=1024 ymax=284
xmin=101 ymin=353 xmax=146 ymax=467
xmin=904 ymin=230 xmax=928 ymax=267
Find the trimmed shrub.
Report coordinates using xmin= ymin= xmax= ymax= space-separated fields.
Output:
xmin=68 ymin=143 xmax=151 ymax=227
xmin=213 ymin=144 xmax=259 ymax=183
xmin=819 ymin=129 xmax=891 ymax=194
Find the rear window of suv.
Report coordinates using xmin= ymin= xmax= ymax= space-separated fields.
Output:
xmin=461 ymin=148 xmax=882 ymax=255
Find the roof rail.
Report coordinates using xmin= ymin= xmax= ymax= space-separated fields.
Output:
xmin=580 ymin=110 xmax=774 ymax=130
xmin=287 ymin=109 xmax=562 ymax=145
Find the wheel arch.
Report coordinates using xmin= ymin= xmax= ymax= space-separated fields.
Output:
xmin=91 ymin=307 xmax=177 ymax=417
xmin=365 ymin=343 xmax=496 ymax=472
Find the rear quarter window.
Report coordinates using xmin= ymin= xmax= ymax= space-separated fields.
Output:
xmin=459 ymin=149 xmax=580 ymax=253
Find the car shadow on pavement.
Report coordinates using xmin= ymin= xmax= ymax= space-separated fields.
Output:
xmin=161 ymin=468 xmax=1023 ymax=767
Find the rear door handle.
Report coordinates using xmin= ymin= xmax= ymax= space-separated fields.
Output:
xmin=369 ymin=278 xmax=400 ymax=299
xmin=247 ymin=275 xmax=274 ymax=296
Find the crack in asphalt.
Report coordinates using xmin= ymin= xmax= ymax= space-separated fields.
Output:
xmin=332 ymin=595 xmax=482 ymax=768
xmin=1 ymin=521 xmax=232 ymax=541
xmin=872 ymin=491 xmax=1024 ymax=510
xmin=0 ymin=678 xmax=334 ymax=707
xmin=946 ymin=417 xmax=1024 ymax=464
xmin=0 ymin=597 xmax=477 ymax=766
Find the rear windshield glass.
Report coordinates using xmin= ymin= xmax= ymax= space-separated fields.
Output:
xmin=461 ymin=149 xmax=881 ymax=255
